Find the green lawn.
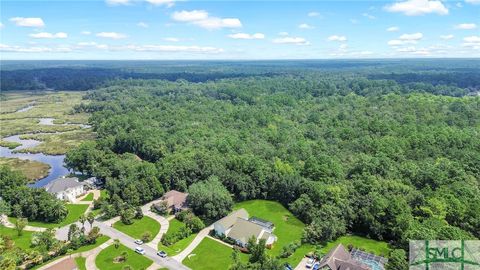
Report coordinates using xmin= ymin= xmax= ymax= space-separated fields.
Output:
xmin=183 ymin=237 xmax=248 ymax=270
xmin=96 ymin=243 xmax=153 ymax=270
xmin=157 ymin=218 xmax=198 ymax=256
xmin=113 ymin=216 xmax=160 ymax=242
xmin=75 ymin=235 xmax=110 ymax=253
xmin=75 ymin=257 xmax=87 ymax=270
xmin=0 ymin=225 xmax=34 ymax=250
xmin=9 ymin=204 xmax=89 ymax=228
xmin=233 ymin=200 xmax=312 ymax=265
xmin=81 ymin=193 xmax=94 ymax=201
xmin=100 ymin=189 xmax=109 ymax=199
xmin=321 ymin=235 xmax=391 ymax=257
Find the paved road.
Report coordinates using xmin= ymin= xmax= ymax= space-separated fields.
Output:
xmin=95 ymin=221 xmax=190 ymax=270
xmin=55 ymin=220 xmax=190 ymax=270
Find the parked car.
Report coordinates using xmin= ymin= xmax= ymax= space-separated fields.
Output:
xmin=284 ymin=263 xmax=293 ymax=270
xmin=312 ymin=262 xmax=320 ymax=270
xmin=134 ymin=239 xmax=144 ymax=245
xmin=157 ymin=251 xmax=167 ymax=258
xmin=306 ymin=258 xmax=315 ymax=268
xmin=135 ymin=247 xmax=145 ymax=255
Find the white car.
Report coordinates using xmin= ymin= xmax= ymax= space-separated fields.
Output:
xmin=306 ymin=258 xmax=315 ymax=268
xmin=135 ymin=247 xmax=145 ymax=255
xmin=134 ymin=239 xmax=144 ymax=245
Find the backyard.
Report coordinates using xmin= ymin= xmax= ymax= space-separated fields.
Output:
xmin=234 ymin=200 xmax=313 ymax=265
xmin=0 ymin=225 xmax=35 ymax=250
xmin=113 ymin=216 xmax=160 ymax=241
xmin=321 ymin=235 xmax=391 ymax=257
xmin=95 ymin=243 xmax=153 ymax=270
xmin=182 ymin=237 xmax=249 ymax=270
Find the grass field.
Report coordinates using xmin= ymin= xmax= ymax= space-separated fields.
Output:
xmin=95 ymin=243 xmax=153 ymax=270
xmin=75 ymin=257 xmax=87 ymax=270
xmin=183 ymin=237 xmax=249 ymax=270
xmin=157 ymin=218 xmax=197 ymax=256
xmin=18 ymin=129 xmax=96 ymax=155
xmin=321 ymin=235 xmax=391 ymax=257
xmin=81 ymin=193 xmax=94 ymax=201
xmin=0 ymin=225 xmax=34 ymax=250
xmin=0 ymin=157 xmax=50 ymax=181
xmin=9 ymin=204 xmax=89 ymax=228
xmin=113 ymin=216 xmax=160 ymax=242
xmin=0 ymin=92 xmax=93 ymax=154
xmin=233 ymin=200 xmax=313 ymax=265
xmin=75 ymin=235 xmax=110 ymax=253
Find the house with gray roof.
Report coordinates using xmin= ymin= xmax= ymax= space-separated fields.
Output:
xmin=44 ymin=177 xmax=86 ymax=202
xmin=213 ymin=208 xmax=277 ymax=247
xmin=317 ymin=244 xmax=371 ymax=270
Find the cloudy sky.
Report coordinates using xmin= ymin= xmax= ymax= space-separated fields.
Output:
xmin=1 ymin=0 xmax=479 ymax=59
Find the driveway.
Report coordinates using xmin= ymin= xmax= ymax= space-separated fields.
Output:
xmin=171 ymin=225 xmax=213 ymax=262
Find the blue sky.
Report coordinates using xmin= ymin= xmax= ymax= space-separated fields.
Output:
xmin=1 ymin=0 xmax=479 ymax=59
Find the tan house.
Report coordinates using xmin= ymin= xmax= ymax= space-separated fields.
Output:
xmin=156 ymin=190 xmax=189 ymax=213
xmin=213 ymin=208 xmax=277 ymax=247
xmin=317 ymin=244 xmax=371 ymax=270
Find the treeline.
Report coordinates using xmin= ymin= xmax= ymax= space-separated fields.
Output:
xmin=65 ymin=75 xmax=480 ymax=252
xmin=0 ymin=68 xmax=274 ymax=91
xmin=0 ymin=166 xmax=67 ymax=222
xmin=369 ymin=71 xmax=480 ymax=92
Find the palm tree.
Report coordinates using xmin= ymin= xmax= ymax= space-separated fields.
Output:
xmin=87 ymin=212 xmax=95 ymax=228
xmin=79 ymin=214 xmax=87 ymax=232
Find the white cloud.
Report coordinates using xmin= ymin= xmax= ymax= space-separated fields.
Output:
xmin=399 ymin=32 xmax=423 ymax=40
xmin=126 ymin=44 xmax=223 ymax=53
xmin=327 ymin=35 xmax=347 ymax=42
xmin=81 ymin=31 xmax=91 ymax=35
xmin=105 ymin=0 xmax=131 ymax=5
xmin=163 ymin=37 xmax=179 ymax=42
xmin=440 ymin=34 xmax=454 ymax=40
xmin=308 ymin=12 xmax=320 ymax=17
xmin=387 ymin=26 xmax=399 ymax=32
xmin=350 ymin=19 xmax=359 ymax=24
xmin=172 ymin=10 xmax=209 ymax=22
xmin=29 ymin=32 xmax=68 ymax=39
xmin=278 ymin=32 xmax=289 ymax=36
xmin=388 ymin=39 xmax=418 ymax=46
xmin=0 ymin=43 xmax=71 ymax=53
xmin=384 ymin=0 xmax=448 ymax=16
xmin=273 ymin=37 xmax=310 ymax=45
xmin=96 ymin=32 xmax=128 ymax=39
xmin=463 ymin=36 xmax=480 ymax=49
xmin=298 ymin=23 xmax=314 ymax=29
xmin=137 ymin=22 xmax=149 ymax=28
xmin=145 ymin=0 xmax=175 ymax=7
xmin=228 ymin=33 xmax=265 ymax=39
xmin=455 ymin=23 xmax=477 ymax=29
xmin=9 ymin=17 xmax=45 ymax=27
xmin=362 ymin=13 xmax=376 ymax=19
xmin=465 ymin=0 xmax=480 ymax=4
xmin=171 ymin=10 xmax=241 ymax=30
xmin=456 ymin=2 xmax=463 ymax=7
xmin=0 ymin=22 xmax=4 ymax=29
xmin=105 ymin=0 xmax=132 ymax=6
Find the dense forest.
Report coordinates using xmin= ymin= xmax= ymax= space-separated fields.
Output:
xmin=62 ymin=65 xmax=480 ymax=256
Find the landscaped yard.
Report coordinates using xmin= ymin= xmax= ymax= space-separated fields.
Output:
xmin=233 ymin=200 xmax=313 ymax=265
xmin=183 ymin=237 xmax=248 ymax=270
xmin=113 ymin=216 xmax=160 ymax=242
xmin=81 ymin=193 xmax=94 ymax=201
xmin=75 ymin=235 xmax=110 ymax=253
xmin=10 ymin=204 xmax=89 ymax=228
xmin=0 ymin=225 xmax=34 ymax=250
xmin=157 ymin=218 xmax=197 ymax=256
xmin=321 ymin=235 xmax=391 ymax=257
xmin=95 ymin=243 xmax=153 ymax=270
xmin=75 ymin=257 xmax=87 ymax=270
